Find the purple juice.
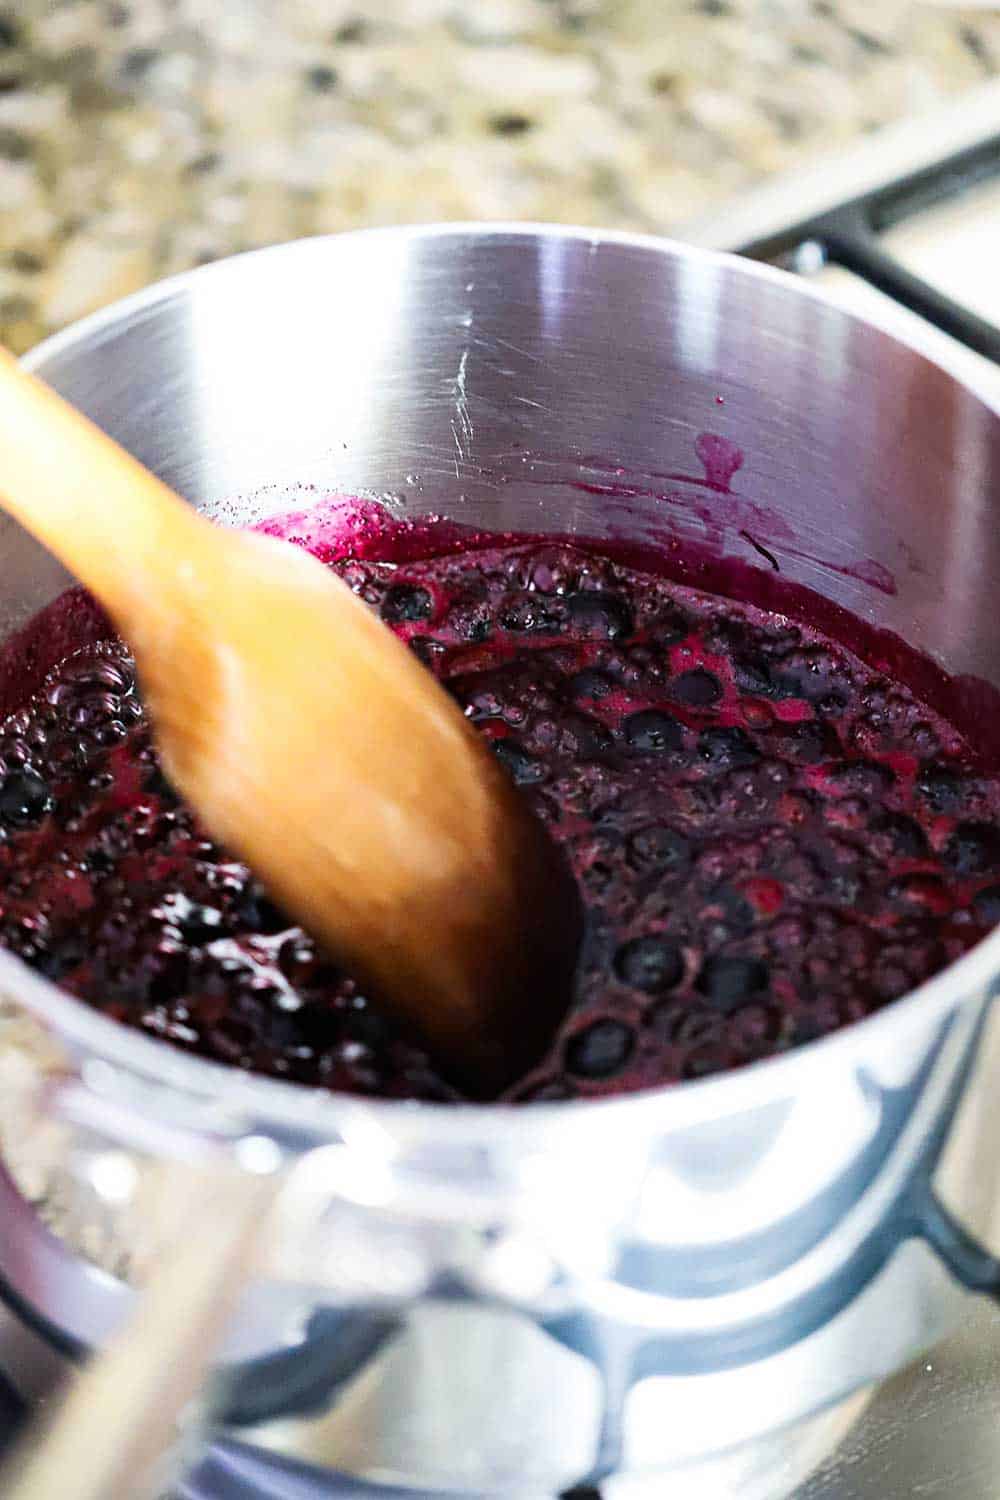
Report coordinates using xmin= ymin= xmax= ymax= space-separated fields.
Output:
xmin=0 ymin=526 xmax=997 ymax=1103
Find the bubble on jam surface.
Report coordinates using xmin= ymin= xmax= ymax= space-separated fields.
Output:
xmin=498 ymin=592 xmax=567 ymax=634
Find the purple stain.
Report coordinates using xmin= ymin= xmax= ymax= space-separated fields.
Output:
xmin=694 ymin=432 xmax=745 ymax=494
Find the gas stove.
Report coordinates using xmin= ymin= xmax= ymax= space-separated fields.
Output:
xmin=1 ymin=84 xmax=1000 ymax=1500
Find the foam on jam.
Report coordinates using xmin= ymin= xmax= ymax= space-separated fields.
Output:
xmin=0 ymin=532 xmax=999 ymax=1103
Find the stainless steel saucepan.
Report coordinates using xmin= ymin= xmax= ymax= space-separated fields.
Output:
xmin=1 ymin=225 xmax=999 ymax=1499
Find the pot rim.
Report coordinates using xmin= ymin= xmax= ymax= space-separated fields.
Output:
xmin=14 ymin=220 xmax=1000 ymax=1147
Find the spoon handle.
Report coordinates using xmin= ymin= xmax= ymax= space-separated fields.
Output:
xmin=0 ymin=346 xmax=209 ymax=634
xmin=2 ymin=1162 xmax=277 ymax=1500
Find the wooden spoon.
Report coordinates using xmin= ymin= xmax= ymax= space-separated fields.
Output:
xmin=0 ymin=348 xmax=580 ymax=1096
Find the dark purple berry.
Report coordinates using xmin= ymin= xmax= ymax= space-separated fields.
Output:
xmin=944 ymin=822 xmax=1000 ymax=876
xmin=773 ymin=721 xmax=837 ymax=764
xmin=670 ymin=669 xmax=721 ymax=706
xmin=565 ymin=1018 xmax=635 ymax=1078
xmin=697 ymin=726 xmax=760 ymax=769
xmin=614 ymin=936 xmax=683 ymax=994
xmin=695 ymin=955 xmax=769 ymax=1012
xmin=625 ymin=824 xmax=690 ymax=874
xmin=0 ymin=769 xmax=53 ymax=828
xmin=492 ymin=739 xmax=545 ymax=785
xmin=624 ymin=709 xmax=682 ymax=754
xmin=650 ymin=606 xmax=689 ymax=645
xmin=869 ymin=812 xmax=928 ymax=859
xmin=499 ymin=593 xmax=565 ymax=633
xmin=733 ymin=654 xmax=774 ymax=697
xmin=566 ymin=590 xmax=633 ymax=640
xmin=917 ymin=763 xmax=966 ymax=813
xmin=569 ymin=668 xmax=615 ymax=701
xmin=827 ymin=760 xmax=895 ymax=796
xmin=381 ymin=583 xmax=433 ymax=624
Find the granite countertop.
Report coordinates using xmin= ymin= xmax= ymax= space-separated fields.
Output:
xmin=0 ymin=0 xmax=997 ymax=354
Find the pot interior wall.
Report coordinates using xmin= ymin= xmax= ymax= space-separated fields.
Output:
xmin=10 ymin=228 xmax=1000 ymax=691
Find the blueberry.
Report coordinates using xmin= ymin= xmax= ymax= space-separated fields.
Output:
xmin=697 ymin=726 xmax=760 ymax=769
xmin=625 ymin=824 xmax=690 ymax=874
xmin=566 ymin=590 xmax=633 ymax=640
xmin=670 ymin=669 xmax=721 ymax=706
xmin=869 ymin=812 xmax=928 ymax=859
xmin=650 ymin=606 xmax=690 ymax=645
xmin=499 ymin=593 xmax=565 ymax=633
xmin=492 ymin=739 xmax=546 ymax=785
xmin=916 ymin=763 xmax=966 ymax=813
xmin=774 ymin=721 xmax=836 ymax=764
xmin=565 ymin=1018 xmax=635 ymax=1078
xmin=827 ymin=760 xmax=895 ymax=796
xmin=237 ymin=884 xmax=292 ymax=934
xmin=733 ymin=655 xmax=774 ymax=697
xmin=561 ymin=714 xmax=614 ymax=757
xmin=623 ymin=709 xmax=682 ymax=754
xmin=381 ymin=583 xmax=433 ymax=624
xmin=0 ymin=769 xmax=53 ymax=828
xmin=143 ymin=764 xmax=178 ymax=802
xmin=569 ymin=668 xmax=615 ymax=701
xmin=614 ymin=936 xmax=683 ymax=994
xmin=708 ymin=884 xmax=755 ymax=937
xmin=695 ymin=955 xmax=769 ymax=1012
xmin=973 ymin=885 xmax=1000 ymax=925
xmin=447 ymin=596 xmax=493 ymax=643
xmin=944 ymin=821 xmax=1000 ymax=876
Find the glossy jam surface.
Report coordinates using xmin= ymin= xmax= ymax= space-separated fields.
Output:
xmin=1 ymin=538 xmax=999 ymax=1102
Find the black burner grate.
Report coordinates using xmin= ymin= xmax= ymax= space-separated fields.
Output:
xmin=735 ymin=131 xmax=1000 ymax=366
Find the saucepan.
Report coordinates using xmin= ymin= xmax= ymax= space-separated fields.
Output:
xmin=1 ymin=225 xmax=1000 ymax=1499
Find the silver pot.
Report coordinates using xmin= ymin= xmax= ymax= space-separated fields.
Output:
xmin=2 ymin=225 xmax=1000 ymax=1499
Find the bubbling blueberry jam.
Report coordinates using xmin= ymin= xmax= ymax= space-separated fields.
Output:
xmin=1 ymin=531 xmax=999 ymax=1103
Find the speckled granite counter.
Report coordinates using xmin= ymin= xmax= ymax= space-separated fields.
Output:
xmin=0 ymin=0 xmax=997 ymax=353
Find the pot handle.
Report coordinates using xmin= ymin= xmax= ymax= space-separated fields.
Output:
xmin=910 ymin=1183 xmax=1000 ymax=1296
